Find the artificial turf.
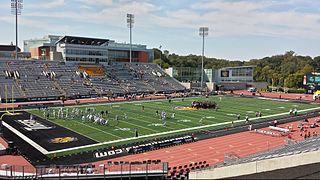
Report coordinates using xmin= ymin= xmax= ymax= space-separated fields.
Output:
xmin=29 ymin=95 xmax=318 ymax=144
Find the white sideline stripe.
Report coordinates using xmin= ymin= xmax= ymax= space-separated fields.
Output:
xmin=2 ymin=121 xmax=49 ymax=154
xmin=46 ymin=106 xmax=320 ymax=155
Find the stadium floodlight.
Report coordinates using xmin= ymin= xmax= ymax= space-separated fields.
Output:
xmin=159 ymin=45 xmax=162 ymax=68
xmin=11 ymin=0 xmax=23 ymax=60
xmin=127 ymin=13 xmax=134 ymax=63
xmin=199 ymin=27 xmax=209 ymax=91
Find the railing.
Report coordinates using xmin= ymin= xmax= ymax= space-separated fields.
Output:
xmin=0 ymin=161 xmax=167 ymax=179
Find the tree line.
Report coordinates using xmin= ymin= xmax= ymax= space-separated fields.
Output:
xmin=154 ymin=49 xmax=320 ymax=88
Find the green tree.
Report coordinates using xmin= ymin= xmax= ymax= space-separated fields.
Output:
xmin=284 ymin=73 xmax=304 ymax=88
xmin=299 ymin=64 xmax=314 ymax=74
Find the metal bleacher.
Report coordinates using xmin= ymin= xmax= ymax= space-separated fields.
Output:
xmin=104 ymin=63 xmax=185 ymax=94
xmin=221 ymin=136 xmax=320 ymax=167
xmin=0 ymin=60 xmax=185 ymax=102
xmin=47 ymin=63 xmax=96 ymax=98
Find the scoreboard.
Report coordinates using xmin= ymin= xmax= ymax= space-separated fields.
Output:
xmin=303 ymin=73 xmax=320 ymax=86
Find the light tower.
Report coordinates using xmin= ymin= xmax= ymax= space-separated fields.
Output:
xmin=11 ymin=0 xmax=23 ymax=60
xmin=199 ymin=27 xmax=208 ymax=91
xmin=127 ymin=13 xmax=134 ymax=63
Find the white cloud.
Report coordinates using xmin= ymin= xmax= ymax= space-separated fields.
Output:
xmin=150 ymin=0 xmax=320 ymax=39
xmin=191 ymin=0 xmax=269 ymax=12
xmin=78 ymin=0 xmax=113 ymax=7
xmin=25 ymin=0 xmax=66 ymax=9
xmin=5 ymin=0 xmax=320 ymax=40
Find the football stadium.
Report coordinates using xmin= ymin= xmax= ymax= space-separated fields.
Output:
xmin=1 ymin=58 xmax=320 ymax=179
xmin=1 ymin=1 xmax=320 ymax=179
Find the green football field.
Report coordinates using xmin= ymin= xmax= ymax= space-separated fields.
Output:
xmin=29 ymin=95 xmax=319 ymax=148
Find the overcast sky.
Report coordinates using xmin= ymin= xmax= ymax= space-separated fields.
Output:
xmin=0 ymin=0 xmax=319 ymax=60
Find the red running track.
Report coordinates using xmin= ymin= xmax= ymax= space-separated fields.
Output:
xmin=93 ymin=117 xmax=320 ymax=169
xmin=231 ymin=90 xmax=317 ymax=102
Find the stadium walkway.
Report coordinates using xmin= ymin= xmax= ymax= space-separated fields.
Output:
xmin=0 ymin=137 xmax=34 ymax=170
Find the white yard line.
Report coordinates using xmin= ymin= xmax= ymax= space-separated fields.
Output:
xmin=46 ymin=106 xmax=320 ymax=155
xmin=120 ymin=119 xmax=160 ymax=132
xmin=77 ymin=121 xmax=122 ymax=139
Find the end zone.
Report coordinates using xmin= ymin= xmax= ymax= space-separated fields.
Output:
xmin=0 ymin=111 xmax=98 ymax=155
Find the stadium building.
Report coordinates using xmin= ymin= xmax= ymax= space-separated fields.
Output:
xmin=165 ymin=65 xmax=264 ymax=91
xmin=23 ymin=35 xmax=154 ymax=63
xmin=0 ymin=44 xmax=30 ymax=59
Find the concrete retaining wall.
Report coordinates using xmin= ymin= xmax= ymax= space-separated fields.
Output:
xmin=180 ymin=82 xmax=191 ymax=89
xmin=189 ymin=150 xmax=320 ymax=179
xmin=247 ymin=82 xmax=268 ymax=89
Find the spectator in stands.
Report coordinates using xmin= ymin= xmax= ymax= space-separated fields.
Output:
xmin=248 ymin=124 xmax=252 ymax=131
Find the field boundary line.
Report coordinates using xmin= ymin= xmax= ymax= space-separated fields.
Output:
xmin=2 ymin=121 xmax=49 ymax=154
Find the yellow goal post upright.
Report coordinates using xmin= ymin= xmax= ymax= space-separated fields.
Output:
xmin=0 ymin=84 xmax=20 ymax=121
